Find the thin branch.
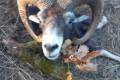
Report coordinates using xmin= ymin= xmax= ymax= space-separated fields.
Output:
xmin=18 ymin=71 xmax=27 ymax=80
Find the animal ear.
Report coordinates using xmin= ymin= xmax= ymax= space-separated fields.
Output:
xmin=28 ymin=15 xmax=40 ymax=23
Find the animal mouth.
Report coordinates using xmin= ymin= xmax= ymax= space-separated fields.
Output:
xmin=49 ymin=55 xmax=57 ymax=58
xmin=47 ymin=53 xmax=60 ymax=60
xmin=47 ymin=56 xmax=59 ymax=60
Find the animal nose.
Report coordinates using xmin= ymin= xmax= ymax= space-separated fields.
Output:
xmin=44 ymin=44 xmax=58 ymax=52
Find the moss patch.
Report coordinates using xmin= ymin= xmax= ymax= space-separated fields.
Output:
xmin=18 ymin=41 xmax=68 ymax=80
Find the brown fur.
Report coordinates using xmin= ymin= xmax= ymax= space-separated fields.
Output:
xmin=11 ymin=0 xmax=103 ymax=44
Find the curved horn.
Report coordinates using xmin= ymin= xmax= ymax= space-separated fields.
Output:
xmin=73 ymin=0 xmax=104 ymax=44
xmin=17 ymin=0 xmax=42 ymax=42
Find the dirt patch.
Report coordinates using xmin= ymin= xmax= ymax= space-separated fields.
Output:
xmin=0 ymin=0 xmax=120 ymax=80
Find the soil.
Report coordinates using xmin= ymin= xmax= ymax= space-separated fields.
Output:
xmin=0 ymin=0 xmax=120 ymax=80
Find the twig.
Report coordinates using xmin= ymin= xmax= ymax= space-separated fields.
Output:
xmin=0 ymin=28 xmax=8 ymax=37
xmin=18 ymin=71 xmax=27 ymax=80
xmin=104 ymin=65 xmax=120 ymax=70
xmin=6 ymin=71 xmax=17 ymax=80
xmin=0 ymin=5 xmax=7 ymax=11
xmin=0 ymin=51 xmax=34 ymax=80
xmin=0 ymin=65 xmax=18 ymax=70
xmin=13 ymin=15 xmax=20 ymax=28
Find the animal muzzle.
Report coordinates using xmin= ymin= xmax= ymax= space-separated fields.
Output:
xmin=42 ymin=27 xmax=64 ymax=60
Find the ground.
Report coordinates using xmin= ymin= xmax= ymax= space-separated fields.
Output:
xmin=0 ymin=0 xmax=120 ymax=80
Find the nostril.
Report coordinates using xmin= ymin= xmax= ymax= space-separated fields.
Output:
xmin=44 ymin=44 xmax=50 ymax=51
xmin=44 ymin=44 xmax=58 ymax=52
xmin=44 ymin=44 xmax=48 ymax=48
xmin=69 ymin=18 xmax=74 ymax=24
xmin=52 ymin=44 xmax=58 ymax=50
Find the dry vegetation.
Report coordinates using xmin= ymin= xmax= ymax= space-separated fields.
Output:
xmin=0 ymin=0 xmax=120 ymax=80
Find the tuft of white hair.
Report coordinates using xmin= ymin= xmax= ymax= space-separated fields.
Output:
xmin=97 ymin=16 xmax=108 ymax=29
xmin=99 ymin=49 xmax=120 ymax=62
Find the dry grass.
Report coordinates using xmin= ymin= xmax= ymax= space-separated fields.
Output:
xmin=0 ymin=0 xmax=120 ymax=80
xmin=0 ymin=1 xmax=45 ymax=80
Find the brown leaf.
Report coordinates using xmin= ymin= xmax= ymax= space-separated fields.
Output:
xmin=67 ymin=71 xmax=73 ymax=80
xmin=77 ymin=45 xmax=89 ymax=58
xmin=62 ymin=41 xmax=100 ymax=72
xmin=76 ymin=63 xmax=98 ymax=72
xmin=62 ymin=39 xmax=72 ymax=49
xmin=81 ymin=51 xmax=101 ymax=62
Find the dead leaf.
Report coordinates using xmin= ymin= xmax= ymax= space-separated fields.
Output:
xmin=62 ymin=40 xmax=100 ymax=72
xmin=76 ymin=63 xmax=98 ymax=72
xmin=62 ymin=39 xmax=72 ymax=49
xmin=77 ymin=45 xmax=89 ymax=58
xmin=67 ymin=71 xmax=73 ymax=80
